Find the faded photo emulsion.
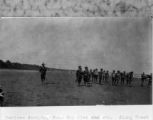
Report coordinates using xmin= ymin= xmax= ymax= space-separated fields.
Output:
xmin=0 ymin=17 xmax=152 ymax=106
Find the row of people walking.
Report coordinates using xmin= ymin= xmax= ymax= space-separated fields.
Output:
xmin=76 ymin=66 xmax=152 ymax=87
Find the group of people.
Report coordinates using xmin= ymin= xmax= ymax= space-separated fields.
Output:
xmin=141 ymin=72 xmax=152 ymax=87
xmin=39 ymin=63 xmax=152 ymax=87
xmin=76 ymin=66 xmax=152 ymax=87
xmin=0 ymin=63 xmax=152 ymax=106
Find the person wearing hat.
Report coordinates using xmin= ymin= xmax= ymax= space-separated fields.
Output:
xmin=39 ymin=63 xmax=47 ymax=85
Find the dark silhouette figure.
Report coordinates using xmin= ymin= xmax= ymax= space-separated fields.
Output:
xmin=115 ymin=71 xmax=120 ymax=85
xmin=99 ymin=69 xmax=103 ymax=84
xmin=141 ymin=72 xmax=146 ymax=87
xmin=91 ymin=69 xmax=94 ymax=82
xmin=126 ymin=73 xmax=130 ymax=86
xmin=89 ymin=69 xmax=93 ymax=82
xmin=94 ymin=69 xmax=98 ymax=83
xmin=83 ymin=67 xmax=90 ymax=86
xmin=105 ymin=71 xmax=109 ymax=82
xmin=76 ymin=66 xmax=83 ymax=86
xmin=121 ymin=71 xmax=126 ymax=85
xmin=39 ymin=63 xmax=47 ymax=85
xmin=129 ymin=72 xmax=133 ymax=86
xmin=112 ymin=70 xmax=116 ymax=86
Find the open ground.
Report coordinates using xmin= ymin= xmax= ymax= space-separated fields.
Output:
xmin=0 ymin=69 xmax=152 ymax=106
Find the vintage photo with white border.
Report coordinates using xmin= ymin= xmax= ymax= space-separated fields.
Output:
xmin=0 ymin=17 xmax=152 ymax=107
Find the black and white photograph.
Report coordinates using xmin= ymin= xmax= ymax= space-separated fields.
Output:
xmin=0 ymin=17 xmax=152 ymax=106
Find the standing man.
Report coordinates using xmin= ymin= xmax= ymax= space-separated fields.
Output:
xmin=99 ymin=69 xmax=103 ymax=84
xmin=141 ymin=72 xmax=146 ymax=87
xmin=94 ymin=69 xmax=99 ymax=83
xmin=91 ymin=69 xmax=94 ymax=82
xmin=126 ymin=72 xmax=130 ymax=86
xmin=112 ymin=70 xmax=116 ymax=86
xmin=89 ymin=69 xmax=93 ymax=82
xmin=121 ymin=71 xmax=126 ymax=85
xmin=76 ymin=66 xmax=83 ymax=86
xmin=39 ymin=63 xmax=47 ymax=85
xmin=115 ymin=71 xmax=120 ymax=85
xmin=105 ymin=71 xmax=109 ymax=82
xmin=129 ymin=71 xmax=134 ymax=86
xmin=92 ymin=69 xmax=95 ymax=82
xmin=83 ymin=66 xmax=90 ymax=86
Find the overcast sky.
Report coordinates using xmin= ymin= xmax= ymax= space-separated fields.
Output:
xmin=0 ymin=18 xmax=152 ymax=73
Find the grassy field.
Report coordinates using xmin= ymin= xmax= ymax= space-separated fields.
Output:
xmin=0 ymin=69 xmax=152 ymax=106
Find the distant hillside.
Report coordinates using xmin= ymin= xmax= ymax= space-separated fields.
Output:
xmin=0 ymin=59 xmax=75 ymax=72
xmin=0 ymin=59 xmax=40 ymax=70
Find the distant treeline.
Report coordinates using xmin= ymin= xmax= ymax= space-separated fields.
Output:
xmin=0 ymin=59 xmax=75 ymax=72
xmin=0 ymin=60 xmax=40 ymax=70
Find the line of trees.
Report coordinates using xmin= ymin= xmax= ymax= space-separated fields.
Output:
xmin=0 ymin=59 xmax=40 ymax=70
xmin=0 ymin=59 xmax=77 ymax=72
